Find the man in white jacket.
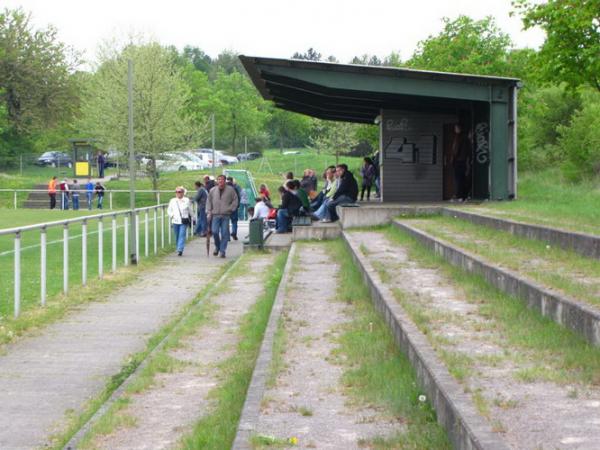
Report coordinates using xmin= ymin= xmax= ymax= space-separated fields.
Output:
xmin=167 ymin=186 xmax=192 ymax=256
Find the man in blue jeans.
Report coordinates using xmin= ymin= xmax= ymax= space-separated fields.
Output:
xmin=326 ymin=164 xmax=358 ymax=222
xmin=206 ymin=175 xmax=238 ymax=258
xmin=85 ymin=178 xmax=94 ymax=210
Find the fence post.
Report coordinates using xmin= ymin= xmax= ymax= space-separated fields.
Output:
xmin=167 ymin=210 xmax=171 ymax=245
xmin=144 ymin=210 xmax=149 ymax=257
xmin=124 ymin=215 xmax=129 ymax=266
xmin=161 ymin=205 xmax=165 ymax=248
xmin=40 ymin=228 xmax=46 ymax=307
xmin=135 ymin=211 xmax=140 ymax=262
xmin=14 ymin=232 xmax=21 ymax=317
xmin=98 ymin=217 xmax=104 ymax=279
xmin=82 ymin=220 xmax=87 ymax=286
xmin=157 ymin=192 xmax=160 ymax=206
xmin=112 ymin=215 xmax=117 ymax=273
xmin=14 ymin=190 xmax=17 ymax=210
xmin=153 ymin=208 xmax=157 ymax=255
xmin=63 ymin=223 xmax=69 ymax=294
xmin=109 ymin=191 xmax=113 ymax=210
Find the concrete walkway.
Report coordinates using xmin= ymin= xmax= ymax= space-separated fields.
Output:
xmin=0 ymin=233 xmax=244 ymax=450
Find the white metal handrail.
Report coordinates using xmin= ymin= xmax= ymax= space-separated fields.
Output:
xmin=0 ymin=189 xmax=180 ymax=210
xmin=3 ymin=202 xmax=197 ymax=318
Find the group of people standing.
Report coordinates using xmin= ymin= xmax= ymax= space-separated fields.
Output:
xmin=47 ymin=176 xmax=105 ymax=210
xmin=167 ymin=174 xmax=246 ymax=258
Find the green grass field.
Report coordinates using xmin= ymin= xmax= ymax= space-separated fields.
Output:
xmin=0 ymin=208 xmax=173 ymax=320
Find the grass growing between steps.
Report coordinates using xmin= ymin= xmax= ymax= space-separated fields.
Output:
xmin=179 ymin=250 xmax=288 ymax=450
xmin=407 ymin=215 xmax=600 ymax=307
xmin=48 ymin=260 xmax=233 ymax=449
xmin=385 ymin=226 xmax=600 ymax=386
xmin=328 ymin=239 xmax=451 ymax=450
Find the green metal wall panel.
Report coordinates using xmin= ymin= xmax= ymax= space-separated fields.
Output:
xmin=261 ymin=65 xmax=491 ymax=102
xmin=490 ymin=100 xmax=510 ymax=200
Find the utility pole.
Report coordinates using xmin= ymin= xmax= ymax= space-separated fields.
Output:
xmin=211 ymin=113 xmax=216 ymax=177
xmin=128 ymin=59 xmax=137 ymax=265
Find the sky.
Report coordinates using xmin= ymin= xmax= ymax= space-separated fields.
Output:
xmin=4 ymin=0 xmax=545 ymax=68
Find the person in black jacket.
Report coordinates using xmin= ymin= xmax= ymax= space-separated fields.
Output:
xmin=326 ymin=164 xmax=358 ymax=222
xmin=275 ymin=186 xmax=302 ymax=233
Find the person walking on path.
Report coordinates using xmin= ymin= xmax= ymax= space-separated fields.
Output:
xmin=85 ymin=178 xmax=94 ymax=210
xmin=71 ymin=179 xmax=81 ymax=210
xmin=94 ymin=181 xmax=105 ymax=209
xmin=97 ymin=151 xmax=105 ymax=178
xmin=59 ymin=179 xmax=70 ymax=210
xmin=193 ymin=181 xmax=208 ymax=236
xmin=48 ymin=176 xmax=57 ymax=209
xmin=207 ymin=175 xmax=238 ymax=258
xmin=360 ymin=157 xmax=376 ymax=201
xmin=227 ymin=176 xmax=242 ymax=240
xmin=167 ymin=186 xmax=192 ymax=256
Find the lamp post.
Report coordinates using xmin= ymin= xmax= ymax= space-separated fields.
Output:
xmin=128 ymin=59 xmax=137 ymax=265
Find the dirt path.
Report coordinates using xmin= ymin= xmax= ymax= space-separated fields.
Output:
xmin=348 ymin=230 xmax=600 ymax=450
xmin=85 ymin=252 xmax=278 ymax=449
xmin=254 ymin=244 xmax=399 ymax=449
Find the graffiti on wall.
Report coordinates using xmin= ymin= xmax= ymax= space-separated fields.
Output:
xmin=475 ymin=122 xmax=489 ymax=165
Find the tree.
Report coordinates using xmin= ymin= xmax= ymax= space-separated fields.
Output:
xmin=0 ymin=8 xmax=78 ymax=164
xmin=292 ymin=48 xmax=322 ymax=61
xmin=182 ymin=45 xmax=212 ymax=73
xmin=207 ymin=71 xmax=267 ymax=153
xmin=407 ymin=16 xmax=513 ymax=76
xmin=210 ymin=50 xmax=245 ymax=77
xmin=310 ymin=120 xmax=359 ymax=164
xmin=267 ymin=108 xmax=312 ymax=151
xmin=513 ymin=0 xmax=600 ymax=91
xmin=79 ymin=42 xmax=192 ymax=191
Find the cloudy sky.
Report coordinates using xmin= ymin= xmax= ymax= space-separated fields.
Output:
xmin=4 ymin=0 xmax=545 ymax=67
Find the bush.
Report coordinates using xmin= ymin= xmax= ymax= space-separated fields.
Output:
xmin=519 ymin=84 xmax=581 ymax=170
xmin=558 ymin=88 xmax=600 ymax=181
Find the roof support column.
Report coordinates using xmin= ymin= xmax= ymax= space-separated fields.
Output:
xmin=490 ymin=86 xmax=510 ymax=200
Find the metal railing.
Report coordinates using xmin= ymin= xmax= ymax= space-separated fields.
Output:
xmin=1 ymin=203 xmax=196 ymax=318
xmin=0 ymin=189 xmax=177 ymax=210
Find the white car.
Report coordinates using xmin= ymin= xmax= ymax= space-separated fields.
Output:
xmin=216 ymin=152 xmax=239 ymax=165
xmin=195 ymin=150 xmax=223 ymax=168
xmin=143 ymin=152 xmax=204 ymax=172
xmin=183 ymin=151 xmax=210 ymax=170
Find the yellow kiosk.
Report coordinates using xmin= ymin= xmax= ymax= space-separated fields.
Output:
xmin=70 ymin=139 xmax=96 ymax=177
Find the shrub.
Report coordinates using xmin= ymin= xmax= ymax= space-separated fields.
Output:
xmin=558 ymin=88 xmax=600 ymax=181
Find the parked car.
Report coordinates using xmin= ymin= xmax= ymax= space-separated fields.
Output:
xmin=238 ymin=152 xmax=262 ymax=161
xmin=142 ymin=152 xmax=204 ymax=172
xmin=194 ymin=150 xmax=222 ymax=168
xmin=36 ymin=151 xmax=72 ymax=167
xmin=216 ymin=152 xmax=239 ymax=165
xmin=183 ymin=151 xmax=210 ymax=170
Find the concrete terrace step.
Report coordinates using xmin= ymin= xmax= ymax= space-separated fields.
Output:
xmin=394 ymin=219 xmax=600 ymax=347
xmin=442 ymin=207 xmax=600 ymax=260
xmin=344 ymin=229 xmax=600 ymax=450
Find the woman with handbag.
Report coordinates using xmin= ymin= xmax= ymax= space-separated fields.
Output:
xmin=167 ymin=186 xmax=192 ymax=256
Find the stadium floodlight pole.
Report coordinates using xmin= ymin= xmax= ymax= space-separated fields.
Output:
xmin=128 ymin=59 xmax=137 ymax=265
xmin=211 ymin=113 xmax=216 ymax=177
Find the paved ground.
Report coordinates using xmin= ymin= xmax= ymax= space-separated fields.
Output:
xmin=254 ymin=243 xmax=399 ymax=449
xmin=89 ymin=252 xmax=277 ymax=449
xmin=0 ymin=230 xmax=245 ymax=450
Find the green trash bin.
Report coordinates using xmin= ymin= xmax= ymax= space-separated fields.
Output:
xmin=248 ymin=218 xmax=264 ymax=249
